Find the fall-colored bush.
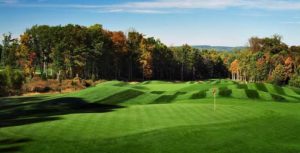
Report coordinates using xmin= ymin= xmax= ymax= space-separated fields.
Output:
xmin=0 ymin=66 xmax=25 ymax=96
xmin=23 ymin=77 xmax=87 ymax=94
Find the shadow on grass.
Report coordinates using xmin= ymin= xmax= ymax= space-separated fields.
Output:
xmin=237 ymin=84 xmax=248 ymax=89
xmin=271 ymin=94 xmax=286 ymax=102
xmin=272 ymin=85 xmax=286 ymax=95
xmin=291 ymin=87 xmax=300 ymax=95
xmin=270 ymin=85 xmax=300 ymax=102
xmin=0 ymin=97 xmax=124 ymax=128
xmin=218 ymin=87 xmax=232 ymax=97
xmin=153 ymin=92 xmax=187 ymax=104
xmin=254 ymin=83 xmax=268 ymax=92
xmin=150 ymin=91 xmax=165 ymax=95
xmin=245 ymin=89 xmax=260 ymax=99
xmin=0 ymin=138 xmax=32 ymax=153
xmin=191 ymin=90 xmax=207 ymax=99
xmin=0 ymin=96 xmax=48 ymax=105
xmin=97 ymin=89 xmax=144 ymax=104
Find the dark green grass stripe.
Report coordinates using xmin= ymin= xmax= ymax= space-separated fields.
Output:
xmin=218 ymin=87 xmax=232 ymax=97
xmin=271 ymin=85 xmax=286 ymax=95
xmin=254 ymin=83 xmax=268 ymax=92
xmin=237 ymin=84 xmax=248 ymax=89
xmin=291 ymin=87 xmax=300 ymax=95
xmin=245 ymin=89 xmax=260 ymax=99
xmin=97 ymin=89 xmax=144 ymax=104
xmin=153 ymin=92 xmax=187 ymax=104
xmin=150 ymin=91 xmax=165 ymax=95
xmin=153 ymin=95 xmax=177 ymax=104
xmin=271 ymin=94 xmax=286 ymax=102
xmin=190 ymin=90 xmax=207 ymax=99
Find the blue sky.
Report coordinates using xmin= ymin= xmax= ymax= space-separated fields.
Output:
xmin=0 ymin=0 xmax=300 ymax=46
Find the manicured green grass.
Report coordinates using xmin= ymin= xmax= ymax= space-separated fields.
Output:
xmin=1 ymin=80 xmax=300 ymax=153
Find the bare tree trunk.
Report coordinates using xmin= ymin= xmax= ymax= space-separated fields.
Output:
xmin=142 ymin=66 xmax=145 ymax=81
xmin=46 ymin=62 xmax=48 ymax=77
xmin=43 ymin=60 xmax=46 ymax=76
xmin=129 ymin=55 xmax=133 ymax=81
xmin=57 ymin=70 xmax=61 ymax=81
xmin=181 ymin=62 xmax=184 ymax=81
xmin=43 ymin=55 xmax=48 ymax=77
xmin=115 ymin=65 xmax=118 ymax=80
xmin=192 ymin=66 xmax=195 ymax=80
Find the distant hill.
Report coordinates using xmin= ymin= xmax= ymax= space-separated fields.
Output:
xmin=192 ymin=45 xmax=245 ymax=52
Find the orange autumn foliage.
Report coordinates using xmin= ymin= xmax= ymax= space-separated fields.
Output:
xmin=230 ymin=59 xmax=239 ymax=73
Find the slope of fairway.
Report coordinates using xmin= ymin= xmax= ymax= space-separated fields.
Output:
xmin=60 ymin=79 xmax=300 ymax=104
xmin=1 ymin=80 xmax=300 ymax=153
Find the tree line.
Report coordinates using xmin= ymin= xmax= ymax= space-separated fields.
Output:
xmin=1 ymin=24 xmax=300 ymax=96
xmin=0 ymin=24 xmax=228 ymax=83
xmin=228 ymin=35 xmax=300 ymax=87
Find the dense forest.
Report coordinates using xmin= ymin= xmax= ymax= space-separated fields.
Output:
xmin=0 ymin=24 xmax=300 ymax=96
xmin=229 ymin=35 xmax=300 ymax=86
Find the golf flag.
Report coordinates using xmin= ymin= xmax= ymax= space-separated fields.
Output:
xmin=212 ymin=87 xmax=217 ymax=111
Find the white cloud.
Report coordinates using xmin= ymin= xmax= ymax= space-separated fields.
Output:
xmin=99 ymin=0 xmax=300 ymax=14
xmin=1 ymin=0 xmax=300 ymax=14
xmin=108 ymin=0 xmax=300 ymax=11
xmin=114 ymin=0 xmax=240 ymax=9
xmin=0 ymin=0 xmax=18 ymax=4
xmin=129 ymin=9 xmax=168 ymax=14
xmin=281 ymin=21 xmax=300 ymax=24
xmin=239 ymin=12 xmax=270 ymax=17
xmin=97 ymin=9 xmax=168 ymax=14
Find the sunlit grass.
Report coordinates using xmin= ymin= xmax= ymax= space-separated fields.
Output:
xmin=1 ymin=79 xmax=300 ymax=153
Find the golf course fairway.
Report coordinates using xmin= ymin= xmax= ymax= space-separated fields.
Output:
xmin=1 ymin=80 xmax=300 ymax=153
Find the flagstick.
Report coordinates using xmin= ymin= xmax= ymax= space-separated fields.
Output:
xmin=214 ymin=93 xmax=216 ymax=111
xmin=212 ymin=87 xmax=216 ymax=112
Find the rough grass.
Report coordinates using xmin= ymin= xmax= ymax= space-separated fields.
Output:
xmin=1 ymin=79 xmax=300 ymax=153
